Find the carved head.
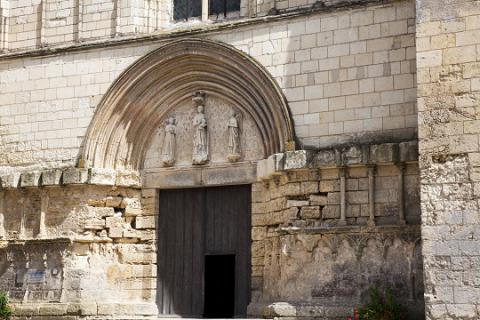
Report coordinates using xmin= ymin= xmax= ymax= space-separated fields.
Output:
xmin=197 ymin=105 xmax=204 ymax=113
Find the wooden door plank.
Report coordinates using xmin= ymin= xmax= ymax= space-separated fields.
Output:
xmin=157 ymin=191 xmax=166 ymax=314
xmin=183 ymin=189 xmax=194 ymax=316
xmin=191 ymin=188 xmax=205 ymax=316
xmin=164 ymin=190 xmax=175 ymax=314
xmin=173 ymin=190 xmax=186 ymax=314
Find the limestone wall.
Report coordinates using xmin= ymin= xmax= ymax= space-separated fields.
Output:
xmin=0 ymin=0 xmax=416 ymax=173
xmin=0 ymin=141 xmax=424 ymax=319
xmin=416 ymin=0 xmax=480 ymax=319
xmin=0 ymin=185 xmax=160 ymax=318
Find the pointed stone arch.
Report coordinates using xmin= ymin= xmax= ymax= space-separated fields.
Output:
xmin=82 ymin=38 xmax=295 ymax=171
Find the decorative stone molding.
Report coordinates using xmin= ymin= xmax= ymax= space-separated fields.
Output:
xmin=81 ymin=38 xmax=295 ymax=171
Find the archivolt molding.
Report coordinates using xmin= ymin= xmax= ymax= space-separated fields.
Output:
xmin=81 ymin=38 xmax=295 ymax=171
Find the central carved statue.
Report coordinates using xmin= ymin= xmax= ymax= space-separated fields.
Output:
xmin=192 ymin=92 xmax=209 ymax=165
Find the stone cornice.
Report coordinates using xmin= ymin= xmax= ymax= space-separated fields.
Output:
xmin=0 ymin=140 xmax=418 ymax=190
xmin=0 ymin=168 xmax=141 ymax=190
xmin=257 ymin=140 xmax=418 ymax=180
xmin=0 ymin=0 xmax=398 ymax=61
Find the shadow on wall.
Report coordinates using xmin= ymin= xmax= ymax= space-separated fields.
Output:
xmin=262 ymin=231 xmax=425 ymax=319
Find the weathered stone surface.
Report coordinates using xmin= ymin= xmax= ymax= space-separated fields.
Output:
xmin=284 ymin=150 xmax=315 ymax=170
xmin=315 ymin=149 xmax=338 ymax=167
xmin=286 ymin=199 xmax=310 ymax=207
xmin=399 ymin=141 xmax=418 ymax=162
xmin=20 ymin=171 xmax=41 ymax=187
xmin=125 ymin=207 xmax=142 ymax=216
xmin=370 ymin=143 xmax=399 ymax=164
xmin=89 ymin=168 xmax=116 ymax=185
xmin=265 ymin=302 xmax=297 ymax=317
xmin=63 ymin=168 xmax=89 ymax=184
xmin=87 ymin=199 xmax=106 ymax=207
xmin=300 ymin=206 xmax=321 ymax=219
xmin=0 ymin=173 xmax=21 ymax=189
xmin=135 ymin=216 xmax=155 ymax=229
xmin=309 ymin=194 xmax=328 ymax=206
xmin=257 ymin=153 xmax=285 ymax=180
xmin=202 ymin=164 xmax=257 ymax=186
xmin=116 ymin=170 xmax=142 ymax=187
xmin=105 ymin=196 xmax=122 ymax=208
xmin=342 ymin=145 xmax=368 ymax=166
xmin=41 ymin=169 xmax=63 ymax=186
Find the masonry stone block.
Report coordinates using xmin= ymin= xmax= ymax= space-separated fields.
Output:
xmin=315 ymin=149 xmax=338 ymax=167
xmin=135 ymin=216 xmax=155 ymax=229
xmin=370 ymin=143 xmax=399 ymax=164
xmin=20 ymin=172 xmax=41 ymax=187
xmin=41 ymin=169 xmax=63 ymax=186
xmin=399 ymin=140 xmax=418 ymax=162
xmin=89 ymin=168 xmax=116 ymax=185
xmin=116 ymin=170 xmax=142 ymax=187
xmin=0 ymin=173 xmax=21 ymax=189
xmin=284 ymin=150 xmax=315 ymax=170
xmin=63 ymin=168 xmax=89 ymax=184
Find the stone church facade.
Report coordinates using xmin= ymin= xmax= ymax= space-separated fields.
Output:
xmin=0 ymin=0 xmax=478 ymax=318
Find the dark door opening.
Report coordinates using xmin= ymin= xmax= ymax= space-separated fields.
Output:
xmin=203 ymin=255 xmax=236 ymax=318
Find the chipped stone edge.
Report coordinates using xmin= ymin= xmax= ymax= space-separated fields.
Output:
xmin=256 ymin=140 xmax=418 ymax=180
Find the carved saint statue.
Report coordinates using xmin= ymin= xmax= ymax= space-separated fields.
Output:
xmin=227 ymin=111 xmax=241 ymax=162
xmin=161 ymin=116 xmax=177 ymax=167
xmin=192 ymin=93 xmax=209 ymax=165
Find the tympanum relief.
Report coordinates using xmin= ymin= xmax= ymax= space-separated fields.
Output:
xmin=145 ymin=92 xmax=263 ymax=170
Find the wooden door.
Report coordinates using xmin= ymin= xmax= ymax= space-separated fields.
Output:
xmin=157 ymin=185 xmax=251 ymax=318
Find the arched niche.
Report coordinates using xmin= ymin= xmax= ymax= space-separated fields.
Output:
xmin=81 ymin=38 xmax=295 ymax=184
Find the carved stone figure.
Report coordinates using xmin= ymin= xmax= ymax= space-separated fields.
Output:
xmin=227 ymin=111 xmax=241 ymax=162
xmin=192 ymin=93 xmax=209 ymax=165
xmin=161 ymin=116 xmax=177 ymax=167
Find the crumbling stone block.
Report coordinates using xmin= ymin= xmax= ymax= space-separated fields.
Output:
xmin=89 ymin=168 xmax=116 ymax=185
xmin=370 ymin=143 xmax=399 ymax=164
xmin=1 ymin=173 xmax=21 ymax=188
xmin=20 ymin=172 xmax=41 ymax=187
xmin=41 ymin=169 xmax=63 ymax=186
xmin=309 ymin=194 xmax=328 ymax=205
xmin=135 ymin=216 xmax=155 ymax=229
xmin=63 ymin=168 xmax=89 ymax=184
xmin=300 ymin=206 xmax=321 ymax=219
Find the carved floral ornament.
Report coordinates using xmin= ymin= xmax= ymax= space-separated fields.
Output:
xmin=81 ymin=38 xmax=295 ymax=171
xmin=160 ymin=92 xmax=244 ymax=167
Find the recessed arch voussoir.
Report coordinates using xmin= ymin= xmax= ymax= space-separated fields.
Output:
xmin=82 ymin=38 xmax=295 ymax=171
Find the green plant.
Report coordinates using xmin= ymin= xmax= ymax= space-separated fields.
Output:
xmin=358 ymin=286 xmax=407 ymax=320
xmin=0 ymin=292 xmax=12 ymax=320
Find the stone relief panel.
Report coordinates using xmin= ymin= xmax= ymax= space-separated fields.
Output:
xmin=144 ymin=94 xmax=264 ymax=170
